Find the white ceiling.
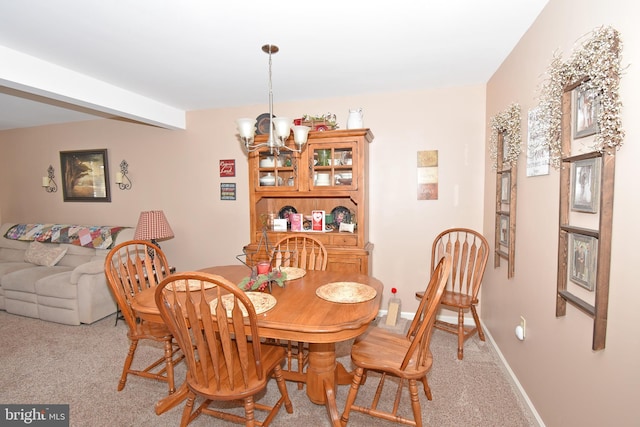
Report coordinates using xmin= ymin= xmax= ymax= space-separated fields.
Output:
xmin=0 ymin=0 xmax=549 ymax=131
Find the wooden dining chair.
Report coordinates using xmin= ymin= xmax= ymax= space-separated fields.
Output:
xmin=104 ymin=240 xmax=183 ymax=394
xmin=155 ymin=271 xmax=293 ymax=427
xmin=338 ymin=254 xmax=452 ymax=427
xmin=270 ymin=234 xmax=328 ymax=270
xmin=415 ymin=228 xmax=489 ymax=360
xmin=268 ymin=235 xmax=328 ymax=389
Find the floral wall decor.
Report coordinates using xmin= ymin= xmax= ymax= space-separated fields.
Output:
xmin=537 ymin=26 xmax=624 ymax=169
xmin=489 ymin=103 xmax=522 ymax=170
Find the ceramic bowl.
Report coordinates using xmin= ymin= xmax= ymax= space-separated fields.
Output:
xmin=259 ymin=157 xmax=282 ymax=167
xmin=259 ymin=174 xmax=276 ymax=186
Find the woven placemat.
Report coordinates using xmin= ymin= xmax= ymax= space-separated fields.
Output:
xmin=279 ymin=267 xmax=306 ymax=281
xmin=316 ymin=282 xmax=377 ymax=303
xmin=209 ymin=292 xmax=276 ymax=317
xmin=168 ymin=279 xmax=216 ymax=292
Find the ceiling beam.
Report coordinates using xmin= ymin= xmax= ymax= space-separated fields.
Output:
xmin=0 ymin=45 xmax=185 ymax=130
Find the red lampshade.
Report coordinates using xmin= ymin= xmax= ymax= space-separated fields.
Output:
xmin=134 ymin=210 xmax=174 ymax=242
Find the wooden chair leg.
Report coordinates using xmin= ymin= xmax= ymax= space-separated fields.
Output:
xmin=470 ymin=305 xmax=485 ymax=341
xmin=180 ymin=392 xmax=197 ymax=427
xmin=297 ymin=341 xmax=306 ymax=390
xmin=340 ymin=367 xmax=364 ymax=426
xmin=164 ymin=339 xmax=175 ymax=393
xmin=273 ymin=366 xmax=294 ymax=414
xmin=408 ymin=379 xmax=423 ymax=427
xmin=420 ymin=375 xmax=432 ymax=400
xmin=457 ymin=309 xmax=465 ymax=360
xmin=242 ymin=395 xmax=256 ymax=426
xmin=119 ymin=340 xmax=138 ymax=391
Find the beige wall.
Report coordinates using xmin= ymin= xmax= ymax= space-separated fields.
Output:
xmin=483 ymin=0 xmax=639 ymax=425
xmin=0 ymin=85 xmax=486 ymax=315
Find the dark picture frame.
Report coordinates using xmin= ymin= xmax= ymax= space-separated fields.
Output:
xmin=573 ymin=85 xmax=600 ymax=139
xmin=569 ymin=233 xmax=597 ymax=291
xmin=571 ymin=157 xmax=600 ymax=213
xmin=60 ymin=149 xmax=111 ymax=202
xmin=220 ymin=183 xmax=236 ymax=200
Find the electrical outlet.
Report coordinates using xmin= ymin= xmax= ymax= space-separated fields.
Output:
xmin=520 ymin=316 xmax=526 ymax=338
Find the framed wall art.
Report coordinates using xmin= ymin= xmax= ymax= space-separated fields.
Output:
xmin=60 ymin=149 xmax=111 ymax=202
xmin=220 ymin=183 xmax=236 ymax=200
xmin=219 ymin=159 xmax=236 ymax=177
xmin=538 ymin=26 xmax=622 ymax=350
xmin=499 ymin=214 xmax=509 ymax=247
xmin=417 ymin=150 xmax=438 ymax=200
xmin=571 ymin=157 xmax=600 ymax=213
xmin=569 ymin=233 xmax=598 ymax=291
xmin=573 ymin=85 xmax=600 ymax=139
xmin=491 ymin=103 xmax=520 ymax=279
xmin=526 ymin=106 xmax=550 ymax=177
xmin=501 ymin=172 xmax=511 ymax=204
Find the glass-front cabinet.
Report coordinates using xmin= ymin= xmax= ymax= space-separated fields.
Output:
xmin=245 ymin=129 xmax=373 ymax=274
xmin=255 ymin=142 xmax=358 ymax=192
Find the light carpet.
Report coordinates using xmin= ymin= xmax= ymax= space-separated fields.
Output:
xmin=0 ymin=311 xmax=538 ymax=426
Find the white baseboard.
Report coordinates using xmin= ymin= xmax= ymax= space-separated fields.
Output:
xmin=481 ymin=322 xmax=545 ymax=427
xmin=378 ymin=309 xmax=474 ymax=326
xmin=378 ymin=310 xmax=545 ymax=427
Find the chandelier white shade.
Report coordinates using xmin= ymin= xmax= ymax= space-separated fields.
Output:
xmin=236 ymin=44 xmax=310 ymax=156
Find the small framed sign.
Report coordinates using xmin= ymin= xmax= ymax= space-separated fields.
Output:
xmin=219 ymin=159 xmax=236 ymax=177
xmin=220 ymin=183 xmax=236 ymax=200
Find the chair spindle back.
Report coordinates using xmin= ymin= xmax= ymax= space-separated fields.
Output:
xmin=431 ymin=228 xmax=489 ymax=301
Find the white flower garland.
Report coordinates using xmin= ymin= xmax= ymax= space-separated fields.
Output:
xmin=538 ymin=26 xmax=624 ymax=169
xmin=489 ymin=103 xmax=522 ymax=170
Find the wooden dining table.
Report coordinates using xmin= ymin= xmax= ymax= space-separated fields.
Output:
xmin=130 ymin=264 xmax=384 ymax=414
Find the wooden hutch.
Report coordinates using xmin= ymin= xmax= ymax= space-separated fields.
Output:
xmin=243 ymin=129 xmax=373 ymax=274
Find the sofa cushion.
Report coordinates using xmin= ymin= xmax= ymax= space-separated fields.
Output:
xmin=0 ymin=247 xmax=27 ymax=262
xmin=24 ymin=241 xmax=68 ymax=267
xmin=35 ymin=271 xmax=76 ymax=299
xmin=57 ymin=243 xmax=98 ymax=268
xmin=2 ymin=266 xmax=73 ymax=293
xmin=0 ymin=261 xmax=36 ymax=277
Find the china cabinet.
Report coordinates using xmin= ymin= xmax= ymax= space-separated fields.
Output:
xmin=243 ymin=129 xmax=374 ymax=274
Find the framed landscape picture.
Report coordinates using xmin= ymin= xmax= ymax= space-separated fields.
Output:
xmin=60 ymin=149 xmax=111 ymax=202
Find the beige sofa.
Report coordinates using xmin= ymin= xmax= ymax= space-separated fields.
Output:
xmin=0 ymin=223 xmax=133 ymax=325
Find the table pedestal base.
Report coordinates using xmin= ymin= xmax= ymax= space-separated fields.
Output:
xmin=307 ymin=343 xmax=337 ymax=404
xmin=306 ymin=342 xmax=355 ymax=404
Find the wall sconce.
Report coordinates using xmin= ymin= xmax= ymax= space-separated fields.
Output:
xmin=115 ymin=159 xmax=132 ymax=190
xmin=42 ymin=165 xmax=58 ymax=193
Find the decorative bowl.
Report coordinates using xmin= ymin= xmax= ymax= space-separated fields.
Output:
xmin=260 ymin=174 xmax=276 ymax=186
xmin=260 ymin=157 xmax=281 ymax=167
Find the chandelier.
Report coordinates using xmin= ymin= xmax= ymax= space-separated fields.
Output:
xmin=236 ymin=44 xmax=311 ymax=156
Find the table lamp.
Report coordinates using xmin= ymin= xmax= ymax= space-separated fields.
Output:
xmin=134 ymin=210 xmax=174 ymax=249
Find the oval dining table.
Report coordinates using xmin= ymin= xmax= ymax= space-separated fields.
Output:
xmin=130 ymin=264 xmax=384 ymax=414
